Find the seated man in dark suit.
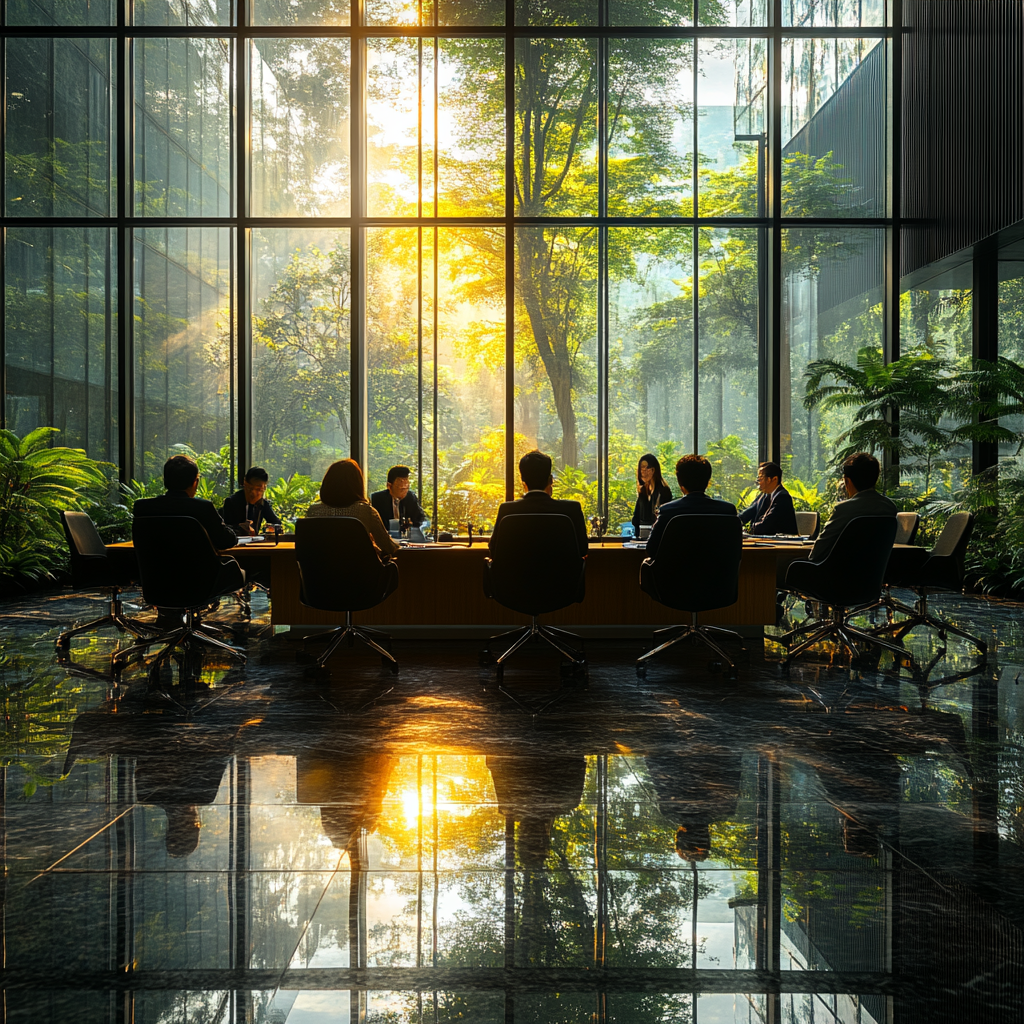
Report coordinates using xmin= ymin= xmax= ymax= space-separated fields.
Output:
xmin=490 ymin=449 xmax=589 ymax=558
xmin=809 ymin=451 xmax=897 ymax=564
xmin=370 ymin=465 xmax=426 ymax=530
xmin=644 ymin=453 xmax=738 ymax=561
xmin=739 ymin=460 xmax=798 ymax=536
xmin=220 ymin=466 xmax=282 ymax=536
xmin=133 ymin=454 xmax=243 ymax=596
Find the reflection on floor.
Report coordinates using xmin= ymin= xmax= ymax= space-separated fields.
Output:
xmin=2 ymin=587 xmax=1023 ymax=1023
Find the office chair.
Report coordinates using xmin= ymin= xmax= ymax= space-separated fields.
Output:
xmin=870 ymin=511 xmax=986 ymax=657
xmin=635 ymin=514 xmax=745 ymax=676
xmin=295 ymin=517 xmax=400 ymax=671
xmin=862 ymin=511 xmax=925 ymax=626
xmin=780 ymin=516 xmax=908 ymax=669
xmin=111 ymin=517 xmax=247 ymax=674
xmin=482 ymin=513 xmax=587 ymax=682
xmin=795 ymin=510 xmax=820 ymax=539
xmin=895 ymin=511 xmax=920 ymax=545
xmin=56 ymin=511 xmax=154 ymax=650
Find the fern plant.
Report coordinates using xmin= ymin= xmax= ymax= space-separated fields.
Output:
xmin=0 ymin=427 xmax=112 ymax=582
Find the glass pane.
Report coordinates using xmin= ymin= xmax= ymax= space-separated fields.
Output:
xmin=366 ymin=38 xmax=431 ymax=217
xmin=516 ymin=227 xmax=598 ymax=507
xmin=515 ymin=38 xmax=598 ymax=217
xmin=899 ymin=265 xmax=974 ymax=493
xmin=250 ymin=228 xmax=351 ymax=486
xmin=697 ymin=226 xmax=760 ymax=503
xmin=608 ymin=227 xmax=694 ymax=530
xmin=366 ymin=38 xmax=505 ymax=219
xmin=701 ymin=0 xmax=768 ymax=26
xmin=438 ymin=38 xmax=505 ymax=217
xmin=782 ymin=38 xmax=886 ymax=218
xmin=999 ymin=251 xmax=1024 ymax=465
xmin=5 ymin=38 xmax=116 ymax=217
xmin=252 ymin=0 xmax=349 ymax=25
xmin=783 ymin=0 xmax=884 ymax=28
xmin=608 ymin=39 xmax=694 ymax=217
xmin=135 ymin=38 xmax=234 ymax=217
xmin=6 ymin=0 xmax=114 ymax=25
xmin=134 ymin=0 xmax=233 ymax=26
xmin=610 ymin=0 xmax=692 ymax=26
xmin=516 ymin=0 xmax=598 ymax=26
xmin=366 ymin=0 xmax=504 ymax=24
xmin=251 ymin=38 xmax=351 ymax=218
xmin=134 ymin=227 xmax=236 ymax=487
xmin=698 ymin=38 xmax=767 ymax=217
xmin=4 ymin=227 xmax=118 ymax=463
xmin=365 ymin=228 xmax=505 ymax=531
xmin=782 ymin=229 xmax=884 ymax=493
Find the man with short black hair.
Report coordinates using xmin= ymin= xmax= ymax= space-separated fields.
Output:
xmin=490 ymin=449 xmax=589 ymax=557
xmin=220 ymin=467 xmax=283 ymax=536
xmin=370 ymin=465 xmax=426 ymax=530
xmin=739 ymin=460 xmax=798 ymax=536
xmin=808 ymin=451 xmax=897 ymax=564
xmin=644 ymin=454 xmax=738 ymax=561
xmin=133 ymin=454 xmax=243 ymax=595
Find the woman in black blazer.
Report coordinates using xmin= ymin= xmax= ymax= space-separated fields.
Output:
xmin=631 ymin=452 xmax=673 ymax=531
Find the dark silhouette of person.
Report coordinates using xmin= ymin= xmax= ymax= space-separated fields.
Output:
xmin=645 ymin=746 xmax=743 ymax=862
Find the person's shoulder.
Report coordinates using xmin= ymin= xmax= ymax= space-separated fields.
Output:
xmin=658 ymin=496 xmax=686 ymax=514
xmin=370 ymin=489 xmax=387 ymax=501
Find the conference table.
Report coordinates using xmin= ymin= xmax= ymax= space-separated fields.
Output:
xmin=221 ymin=537 xmax=812 ymax=632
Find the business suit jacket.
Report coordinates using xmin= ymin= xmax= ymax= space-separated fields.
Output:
xmin=490 ymin=490 xmax=589 ymax=558
xmin=370 ymin=488 xmax=426 ymax=528
xmin=133 ymin=491 xmax=239 ymax=552
xmin=220 ymin=489 xmax=282 ymax=533
xmin=739 ymin=484 xmax=798 ymax=536
xmin=644 ymin=491 xmax=738 ymax=561
xmin=809 ymin=487 xmax=898 ymax=564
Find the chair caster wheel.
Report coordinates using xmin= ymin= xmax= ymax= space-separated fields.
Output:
xmin=726 ymin=668 xmax=739 ymax=681
xmin=479 ymin=650 xmax=494 ymax=667
xmin=708 ymin=660 xmax=722 ymax=673
xmin=635 ymin=663 xmax=647 ymax=678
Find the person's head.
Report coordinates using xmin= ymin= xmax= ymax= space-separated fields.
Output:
xmin=386 ymin=465 xmax=412 ymax=501
xmin=319 ymin=459 xmax=366 ymax=507
xmin=756 ymin=461 xmax=783 ymax=495
xmin=519 ymin=449 xmax=553 ymax=493
xmin=674 ymin=823 xmax=711 ymax=862
xmin=163 ymin=454 xmax=199 ymax=496
xmin=637 ymin=453 xmax=665 ymax=493
xmin=842 ymin=451 xmax=880 ymax=496
xmin=675 ymin=454 xmax=713 ymax=495
xmin=243 ymin=466 xmax=269 ymax=504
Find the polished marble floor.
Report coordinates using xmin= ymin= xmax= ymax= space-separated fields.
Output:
xmin=2 ymin=587 xmax=1023 ymax=1023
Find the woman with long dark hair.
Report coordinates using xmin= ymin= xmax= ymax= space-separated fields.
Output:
xmin=631 ymin=453 xmax=673 ymax=531
xmin=305 ymin=459 xmax=400 ymax=560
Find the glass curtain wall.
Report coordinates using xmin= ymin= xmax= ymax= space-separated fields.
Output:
xmin=1 ymin=0 xmax=892 ymax=527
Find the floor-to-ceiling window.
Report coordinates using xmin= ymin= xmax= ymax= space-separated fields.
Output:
xmin=2 ymin=0 xmax=894 ymax=527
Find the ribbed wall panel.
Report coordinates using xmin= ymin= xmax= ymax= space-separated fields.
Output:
xmin=902 ymin=0 xmax=1024 ymax=276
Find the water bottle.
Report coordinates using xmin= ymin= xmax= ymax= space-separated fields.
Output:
xmin=621 ymin=523 xmax=634 ymax=539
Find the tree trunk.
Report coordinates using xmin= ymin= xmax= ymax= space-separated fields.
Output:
xmin=517 ymin=241 xmax=578 ymax=469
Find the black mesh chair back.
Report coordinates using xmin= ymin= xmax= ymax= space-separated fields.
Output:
xmin=895 ymin=511 xmax=920 ymax=545
xmin=293 ymin=517 xmax=400 ymax=670
xmin=795 ymin=510 xmax=819 ymax=539
xmin=486 ymin=514 xmax=586 ymax=615
xmin=789 ymin=516 xmax=897 ymax=609
xmin=295 ymin=517 xmax=397 ymax=612
xmin=132 ymin=516 xmax=229 ymax=609
xmin=645 ymin=515 xmax=742 ymax=613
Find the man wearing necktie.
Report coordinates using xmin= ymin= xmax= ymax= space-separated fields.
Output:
xmin=370 ymin=465 xmax=426 ymax=531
